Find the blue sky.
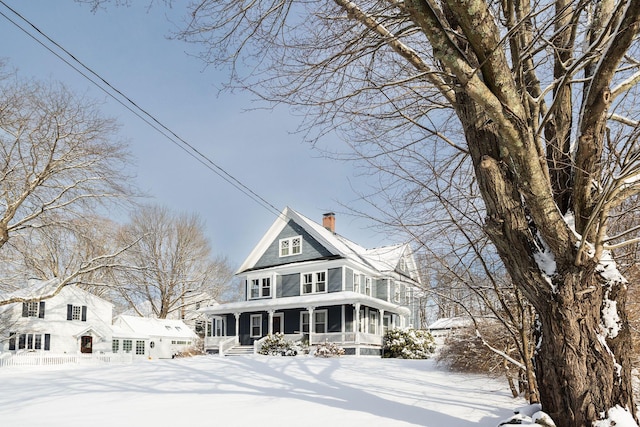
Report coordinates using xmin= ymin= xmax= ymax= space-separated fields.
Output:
xmin=0 ymin=1 xmax=389 ymax=267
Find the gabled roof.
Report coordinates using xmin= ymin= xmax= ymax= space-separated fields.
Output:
xmin=237 ymin=207 xmax=419 ymax=282
xmin=0 ymin=278 xmax=61 ymax=301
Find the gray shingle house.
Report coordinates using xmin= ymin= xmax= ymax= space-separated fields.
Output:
xmin=201 ymin=207 xmax=423 ymax=356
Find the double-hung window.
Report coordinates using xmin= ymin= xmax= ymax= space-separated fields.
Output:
xmin=394 ymin=283 xmax=401 ymax=303
xmin=279 ymin=236 xmax=302 ymax=257
xmin=250 ymin=277 xmax=271 ymax=299
xmin=22 ymin=301 xmax=45 ymax=318
xmin=10 ymin=333 xmax=52 ymax=351
xmin=250 ymin=314 xmax=262 ymax=338
xmin=301 ymin=310 xmax=327 ymax=334
xmin=302 ymin=271 xmax=326 ymax=294
xmin=66 ymin=305 xmax=87 ymax=321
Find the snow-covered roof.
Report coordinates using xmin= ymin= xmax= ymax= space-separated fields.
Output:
xmin=0 ymin=278 xmax=61 ymax=301
xmin=428 ymin=317 xmax=473 ymax=330
xmin=237 ymin=207 xmax=418 ymax=282
xmin=113 ymin=315 xmax=196 ymax=340
xmin=199 ymin=291 xmax=411 ymax=316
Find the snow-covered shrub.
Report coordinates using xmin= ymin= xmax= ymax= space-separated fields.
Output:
xmin=314 ymin=340 xmax=345 ymax=358
xmin=292 ymin=339 xmax=310 ymax=355
xmin=257 ymin=333 xmax=297 ymax=356
xmin=383 ymin=328 xmax=436 ymax=359
xmin=436 ymin=323 xmax=514 ymax=374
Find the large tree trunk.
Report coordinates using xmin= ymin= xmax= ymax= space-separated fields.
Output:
xmin=458 ymin=95 xmax=636 ymax=424
xmin=534 ymin=267 xmax=635 ymax=424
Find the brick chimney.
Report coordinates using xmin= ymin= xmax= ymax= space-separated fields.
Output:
xmin=322 ymin=212 xmax=336 ymax=233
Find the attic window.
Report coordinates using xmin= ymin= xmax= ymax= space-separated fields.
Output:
xmin=279 ymin=236 xmax=302 ymax=257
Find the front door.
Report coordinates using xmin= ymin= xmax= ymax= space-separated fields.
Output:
xmin=80 ymin=335 xmax=93 ymax=353
xmin=273 ymin=313 xmax=284 ymax=334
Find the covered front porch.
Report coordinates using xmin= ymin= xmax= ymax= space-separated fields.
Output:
xmin=200 ymin=292 xmax=411 ymax=356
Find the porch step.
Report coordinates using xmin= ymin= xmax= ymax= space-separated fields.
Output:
xmin=224 ymin=345 xmax=254 ymax=356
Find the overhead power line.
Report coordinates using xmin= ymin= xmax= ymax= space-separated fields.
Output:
xmin=0 ymin=0 xmax=283 ymax=220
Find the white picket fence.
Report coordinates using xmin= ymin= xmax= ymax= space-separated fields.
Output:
xmin=0 ymin=351 xmax=134 ymax=368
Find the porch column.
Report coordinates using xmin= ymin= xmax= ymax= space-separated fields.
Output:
xmin=354 ymin=303 xmax=361 ymax=356
xmin=379 ymin=309 xmax=385 ymax=336
xmin=234 ymin=313 xmax=240 ymax=339
xmin=268 ymin=310 xmax=274 ymax=335
xmin=308 ymin=306 xmax=315 ymax=346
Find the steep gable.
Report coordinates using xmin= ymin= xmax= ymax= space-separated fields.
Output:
xmin=252 ymin=219 xmax=334 ymax=269
xmin=237 ymin=207 xmax=421 ymax=283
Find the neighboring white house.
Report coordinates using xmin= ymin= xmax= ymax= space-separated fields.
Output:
xmin=112 ymin=315 xmax=197 ymax=359
xmin=0 ymin=279 xmax=113 ymax=354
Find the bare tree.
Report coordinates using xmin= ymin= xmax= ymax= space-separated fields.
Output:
xmin=0 ymin=71 xmax=136 ymax=303
xmin=171 ymin=1 xmax=640 ymax=424
xmin=115 ymin=205 xmax=234 ymax=319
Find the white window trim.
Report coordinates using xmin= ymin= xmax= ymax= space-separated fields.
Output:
xmin=26 ymin=302 xmax=40 ymax=317
xmin=365 ymin=277 xmax=372 ymax=296
xmin=301 ymin=270 xmax=327 ymax=295
xmin=369 ymin=310 xmax=379 ymax=335
xmin=214 ymin=317 xmax=226 ymax=337
xmin=71 ymin=305 xmax=82 ymax=320
xmin=393 ymin=282 xmax=401 ymax=303
xmin=300 ymin=309 xmax=328 ymax=334
xmin=250 ymin=314 xmax=263 ymax=338
xmin=279 ymin=236 xmax=302 ymax=257
xmin=249 ymin=276 xmax=273 ymax=299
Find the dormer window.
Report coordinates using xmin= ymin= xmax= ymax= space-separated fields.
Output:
xmin=280 ymin=236 xmax=301 ymax=257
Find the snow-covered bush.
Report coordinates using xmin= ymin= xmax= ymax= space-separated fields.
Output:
xmin=314 ymin=340 xmax=345 ymax=358
xmin=383 ymin=328 xmax=436 ymax=359
xmin=257 ymin=333 xmax=297 ymax=356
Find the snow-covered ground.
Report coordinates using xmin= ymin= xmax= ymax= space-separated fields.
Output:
xmin=0 ymin=355 xmax=525 ymax=426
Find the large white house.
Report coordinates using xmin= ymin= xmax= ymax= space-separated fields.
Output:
xmin=201 ymin=207 xmax=424 ymax=356
xmin=0 ymin=280 xmax=196 ymax=359
xmin=0 ymin=279 xmax=113 ymax=354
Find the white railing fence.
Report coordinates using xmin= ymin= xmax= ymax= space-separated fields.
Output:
xmin=0 ymin=352 xmax=133 ymax=368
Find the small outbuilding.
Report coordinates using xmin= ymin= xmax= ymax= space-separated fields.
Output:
xmin=112 ymin=315 xmax=197 ymax=359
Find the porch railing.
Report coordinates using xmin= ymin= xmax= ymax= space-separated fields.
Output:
xmin=204 ymin=336 xmax=238 ymax=355
xmin=268 ymin=332 xmax=382 ymax=346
